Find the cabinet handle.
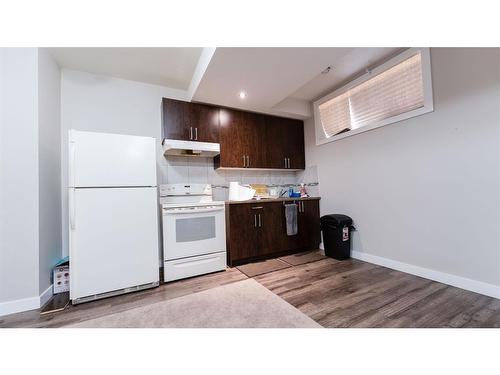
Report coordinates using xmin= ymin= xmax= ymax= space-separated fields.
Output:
xmin=195 ymin=127 xmax=198 ymax=140
xmin=246 ymin=155 xmax=250 ymax=168
xmin=251 ymin=206 xmax=263 ymax=210
xmin=254 ymin=214 xmax=257 ymax=227
xmin=283 ymin=158 xmax=286 ymax=169
xmin=190 ymin=127 xmax=193 ymax=140
xmin=287 ymin=158 xmax=291 ymax=169
xmin=258 ymin=214 xmax=262 ymax=227
xmin=243 ymin=155 xmax=246 ymax=167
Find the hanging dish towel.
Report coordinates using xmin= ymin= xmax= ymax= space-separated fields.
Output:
xmin=285 ymin=203 xmax=298 ymax=236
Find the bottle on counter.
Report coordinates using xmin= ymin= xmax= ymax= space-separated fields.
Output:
xmin=300 ymin=183 xmax=309 ymax=198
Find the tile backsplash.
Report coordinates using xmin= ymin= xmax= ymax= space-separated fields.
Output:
xmin=159 ymin=156 xmax=320 ymax=200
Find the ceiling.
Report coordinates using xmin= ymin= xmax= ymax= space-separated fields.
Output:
xmin=49 ymin=47 xmax=401 ymax=119
xmin=193 ymin=47 xmax=400 ymax=118
xmin=49 ymin=47 xmax=203 ymax=89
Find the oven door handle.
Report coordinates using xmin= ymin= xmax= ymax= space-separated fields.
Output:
xmin=163 ymin=207 xmax=224 ymax=215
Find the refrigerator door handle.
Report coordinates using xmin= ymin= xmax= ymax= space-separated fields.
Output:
xmin=69 ymin=188 xmax=76 ymax=230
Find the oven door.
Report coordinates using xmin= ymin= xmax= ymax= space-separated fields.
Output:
xmin=162 ymin=205 xmax=226 ymax=260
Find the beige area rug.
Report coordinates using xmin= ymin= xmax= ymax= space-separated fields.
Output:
xmin=66 ymin=279 xmax=321 ymax=328
xmin=279 ymin=250 xmax=326 ymax=266
xmin=236 ymin=258 xmax=291 ymax=277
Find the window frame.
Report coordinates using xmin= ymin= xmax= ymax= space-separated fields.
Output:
xmin=313 ymin=47 xmax=434 ymax=145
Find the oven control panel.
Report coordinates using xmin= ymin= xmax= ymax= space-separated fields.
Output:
xmin=160 ymin=183 xmax=212 ymax=197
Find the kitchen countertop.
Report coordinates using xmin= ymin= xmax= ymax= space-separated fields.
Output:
xmin=225 ymin=196 xmax=321 ymax=205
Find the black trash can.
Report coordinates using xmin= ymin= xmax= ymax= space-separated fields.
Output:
xmin=321 ymin=214 xmax=353 ymax=260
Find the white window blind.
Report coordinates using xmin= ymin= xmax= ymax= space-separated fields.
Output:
xmin=318 ymin=52 xmax=425 ymax=138
xmin=318 ymin=92 xmax=352 ymax=137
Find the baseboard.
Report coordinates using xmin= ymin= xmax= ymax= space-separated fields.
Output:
xmin=351 ymin=250 xmax=500 ymax=300
xmin=0 ymin=296 xmax=40 ymax=317
xmin=0 ymin=284 xmax=53 ymax=317
xmin=39 ymin=284 xmax=53 ymax=308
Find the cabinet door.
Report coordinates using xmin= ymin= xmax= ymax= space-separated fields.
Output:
xmin=257 ymin=203 xmax=284 ymax=256
xmin=264 ymin=117 xmax=305 ymax=170
xmin=227 ymin=204 xmax=261 ymax=264
xmin=243 ymin=112 xmax=267 ymax=168
xmin=264 ymin=116 xmax=288 ymax=169
xmin=162 ymin=98 xmax=190 ymax=141
xmin=284 ymin=119 xmax=305 ymax=170
xmin=299 ymin=200 xmax=321 ymax=249
xmin=219 ymin=108 xmax=252 ymax=168
xmin=186 ymin=102 xmax=220 ymax=143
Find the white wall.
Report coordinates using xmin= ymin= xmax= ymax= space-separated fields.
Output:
xmin=60 ymin=69 xmax=189 ymax=256
xmin=305 ymin=48 xmax=500 ymax=293
xmin=0 ymin=48 xmax=40 ymax=311
xmin=37 ymin=48 xmax=62 ymax=296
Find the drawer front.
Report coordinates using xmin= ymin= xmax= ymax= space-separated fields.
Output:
xmin=163 ymin=251 xmax=226 ymax=282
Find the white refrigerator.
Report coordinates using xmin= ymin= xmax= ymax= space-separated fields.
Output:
xmin=68 ymin=130 xmax=160 ymax=304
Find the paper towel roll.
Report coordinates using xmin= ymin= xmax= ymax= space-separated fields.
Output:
xmin=228 ymin=181 xmax=240 ymax=201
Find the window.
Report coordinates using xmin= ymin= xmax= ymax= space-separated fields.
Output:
xmin=314 ymin=48 xmax=433 ymax=144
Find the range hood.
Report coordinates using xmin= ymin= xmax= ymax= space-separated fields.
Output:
xmin=162 ymin=139 xmax=220 ymax=157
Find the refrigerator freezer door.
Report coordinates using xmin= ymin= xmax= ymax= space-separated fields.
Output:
xmin=69 ymin=130 xmax=157 ymax=187
xmin=69 ymin=187 xmax=159 ymax=301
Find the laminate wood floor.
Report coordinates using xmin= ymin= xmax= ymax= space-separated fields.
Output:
xmin=2 ymin=256 xmax=499 ymax=328
xmin=254 ymin=258 xmax=500 ymax=328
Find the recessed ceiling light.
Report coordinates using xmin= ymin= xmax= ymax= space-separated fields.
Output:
xmin=239 ymin=91 xmax=247 ymax=99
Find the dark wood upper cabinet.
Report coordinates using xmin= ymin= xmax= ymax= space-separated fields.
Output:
xmin=263 ymin=116 xmax=305 ymax=169
xmin=162 ymin=98 xmax=219 ymax=143
xmin=283 ymin=118 xmax=305 ymax=170
xmin=184 ymin=102 xmax=220 ymax=143
xmin=264 ymin=116 xmax=287 ymax=169
xmin=162 ymin=97 xmax=305 ymax=170
xmin=217 ymin=108 xmax=252 ymax=168
xmin=162 ymin=98 xmax=190 ymax=141
xmin=243 ymin=112 xmax=267 ymax=168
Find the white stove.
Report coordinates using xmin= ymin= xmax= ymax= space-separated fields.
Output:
xmin=160 ymin=184 xmax=226 ymax=282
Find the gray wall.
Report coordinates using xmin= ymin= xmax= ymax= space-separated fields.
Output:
xmin=0 ymin=48 xmax=62 ymax=314
xmin=0 ymin=48 xmax=40 ymax=306
xmin=37 ymin=48 xmax=62 ymax=295
xmin=304 ymin=48 xmax=500 ymax=286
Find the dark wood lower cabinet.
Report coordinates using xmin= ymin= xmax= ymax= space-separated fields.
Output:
xmin=226 ymin=199 xmax=321 ymax=266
